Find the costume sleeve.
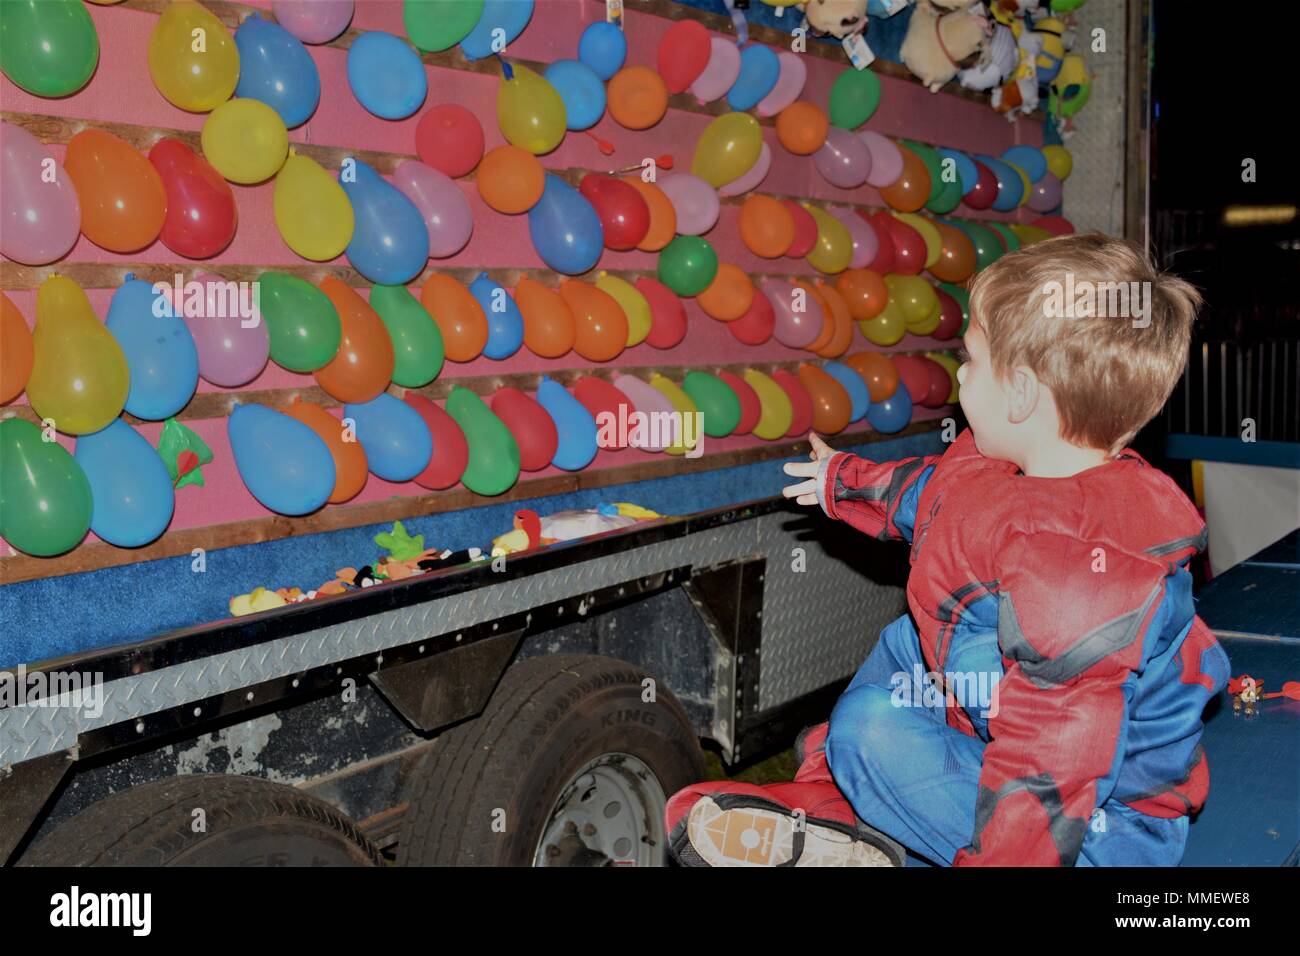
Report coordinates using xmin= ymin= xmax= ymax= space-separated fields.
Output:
xmin=814 ymin=449 xmax=939 ymax=543
xmin=952 ymin=529 xmax=1165 ymax=867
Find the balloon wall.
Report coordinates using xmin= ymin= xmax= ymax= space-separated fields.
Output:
xmin=0 ymin=0 xmax=1065 ymax=570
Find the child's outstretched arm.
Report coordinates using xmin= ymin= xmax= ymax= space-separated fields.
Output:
xmin=783 ymin=431 xmax=941 ymax=543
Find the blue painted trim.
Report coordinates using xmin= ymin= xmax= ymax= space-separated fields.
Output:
xmin=1164 ymin=434 xmax=1300 ymax=469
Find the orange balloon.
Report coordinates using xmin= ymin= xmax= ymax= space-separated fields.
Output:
xmin=315 ymin=278 xmax=396 ymax=403
xmin=607 ymin=66 xmax=669 ymax=130
xmin=798 ymin=363 xmax=851 ymax=435
xmin=1 ymin=293 xmax=34 ymax=404
xmin=835 ymin=268 xmax=889 ymax=321
xmin=560 ymin=279 xmax=628 ymax=362
xmin=622 ymin=177 xmax=676 ymax=252
xmin=477 ymin=145 xmax=544 ymax=214
xmin=813 ymin=282 xmax=853 ymax=359
xmin=795 ymin=280 xmax=835 ymax=353
xmin=697 ymin=262 xmax=754 ymax=322
xmin=739 ymin=194 xmax=795 ymax=259
xmin=63 ymin=129 xmax=167 ymax=253
xmin=844 ymin=351 xmax=899 ymax=402
xmin=879 ymin=144 xmax=931 ymax=213
xmin=281 ymin=399 xmax=368 ymax=504
xmin=516 ymin=277 xmax=576 ymax=358
xmin=929 ymin=221 xmax=978 ymax=283
xmin=776 ymin=102 xmax=829 ymax=156
xmin=421 ymin=274 xmax=488 ymax=362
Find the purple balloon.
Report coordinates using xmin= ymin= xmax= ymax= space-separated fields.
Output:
xmin=611 ymin=374 xmax=675 ymax=451
xmin=718 ymin=142 xmax=772 ymax=198
xmin=756 ymin=51 xmax=807 ymax=118
xmin=814 ymin=127 xmax=871 ymax=190
xmin=690 ymin=38 xmax=741 ymax=104
xmin=760 ymin=278 xmax=822 ymax=348
xmin=1 ymin=123 xmax=81 ymax=266
xmin=271 ymin=0 xmax=354 ymax=44
xmin=658 ymin=173 xmax=720 ymax=236
xmin=831 ymin=206 xmax=879 ymax=270
xmin=1028 ymin=171 xmax=1064 ymax=213
xmin=859 ymin=131 xmax=904 ymax=188
xmin=392 ymin=159 xmax=473 ymax=259
xmin=180 ymin=273 xmax=271 ymax=387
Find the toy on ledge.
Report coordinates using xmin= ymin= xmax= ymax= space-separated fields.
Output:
xmin=490 ymin=504 xmax=664 ymax=557
xmin=900 ymin=1 xmax=992 ymax=92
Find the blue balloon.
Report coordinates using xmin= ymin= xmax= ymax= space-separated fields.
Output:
xmin=578 ymin=20 xmax=626 ymax=81
xmin=528 ymin=174 xmax=603 ymax=275
xmin=468 ymin=272 xmax=524 ymax=360
xmin=347 ymin=31 xmax=427 ymax=119
xmin=345 ymin=392 xmax=433 ymax=482
xmin=938 ymin=148 xmax=979 ymax=195
xmin=822 ymin=360 xmax=870 ymax=423
xmin=74 ymin=419 xmax=174 ymax=548
xmin=460 ymin=0 xmax=534 ymax=62
xmin=229 ymin=403 xmax=335 ymax=516
xmin=341 ymin=158 xmax=429 ymax=285
xmin=727 ymin=44 xmax=780 ymax=112
xmin=234 ymin=14 xmax=320 ymax=128
xmin=536 ymin=376 xmax=596 ymax=471
xmin=544 ymin=58 xmax=605 ymax=131
xmin=866 ymin=382 xmax=913 ymax=435
xmin=105 ymin=275 xmax=198 ymax=421
xmin=1001 ymin=145 xmax=1047 ymax=183
xmin=978 ymin=155 xmax=1024 ymax=211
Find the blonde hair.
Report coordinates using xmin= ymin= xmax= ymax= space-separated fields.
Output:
xmin=967 ymin=233 xmax=1202 ymax=457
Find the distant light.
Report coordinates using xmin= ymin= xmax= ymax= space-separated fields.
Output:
xmin=1222 ymin=205 xmax=1297 ymax=227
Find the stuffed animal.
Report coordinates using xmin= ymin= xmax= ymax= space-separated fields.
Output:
xmin=1048 ymin=51 xmax=1092 ymax=137
xmin=1030 ymin=15 xmax=1069 ymax=84
xmin=900 ymin=1 xmax=992 ymax=92
xmin=990 ymin=12 xmax=1041 ymax=115
xmin=958 ymin=20 xmax=1017 ymax=91
xmin=801 ymin=0 xmax=872 ymax=39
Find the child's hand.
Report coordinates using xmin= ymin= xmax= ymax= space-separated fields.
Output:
xmin=782 ymin=432 xmax=835 ymax=506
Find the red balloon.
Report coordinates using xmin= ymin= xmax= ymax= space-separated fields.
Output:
xmin=876 ymin=212 xmax=926 ymax=276
xmin=861 ymin=210 xmax=895 ymax=274
xmin=891 ymin=355 xmax=932 ymax=404
xmin=729 ymin=286 xmax=775 ymax=345
xmin=1033 ymin=215 xmax=1075 ymax=237
xmin=416 ymin=104 xmax=485 ymax=178
xmin=782 ymin=200 xmax=818 ymax=259
xmin=932 ymin=287 xmax=963 ymax=340
xmin=772 ymin=369 xmax=814 ymax=439
xmin=718 ymin=370 xmax=761 ymax=435
xmin=148 ymin=138 xmax=237 ymax=259
xmin=579 ymin=174 xmax=650 ymax=251
xmin=573 ymin=375 xmax=637 ymax=449
xmin=491 ymin=386 xmax=558 ymax=471
xmin=404 ymin=394 xmax=469 ymax=490
xmin=919 ymin=357 xmax=952 ymax=408
xmin=637 ymin=277 xmax=687 ymax=349
xmin=962 ymin=160 xmax=998 ymax=211
xmin=657 ymin=19 xmax=710 ymax=94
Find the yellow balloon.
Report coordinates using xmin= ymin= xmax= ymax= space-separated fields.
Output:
xmin=148 ymin=0 xmax=240 ymax=112
xmin=884 ymin=274 xmax=938 ymax=328
xmin=892 ymin=212 xmax=942 ymax=270
xmin=858 ymin=297 xmax=907 ymax=346
xmin=1041 ymin=144 xmax=1073 ymax=181
xmin=497 ymin=64 xmax=566 ymax=156
xmin=649 ymin=372 xmax=700 ymax=456
xmin=804 ymin=205 xmax=852 ymax=275
xmin=1012 ymin=164 xmax=1033 ymax=207
xmin=26 ymin=276 xmax=129 ymax=435
xmin=274 ymin=151 xmax=355 ymax=261
xmin=926 ymin=350 xmax=961 ymax=403
xmin=201 ymin=98 xmax=288 ymax=184
xmin=909 ymin=297 xmax=943 ymax=337
xmin=1010 ymin=224 xmax=1054 ymax=245
xmin=596 ymin=272 xmax=652 ymax=347
xmin=692 ymin=112 xmax=762 ymax=188
xmin=743 ymin=368 xmax=794 ymax=441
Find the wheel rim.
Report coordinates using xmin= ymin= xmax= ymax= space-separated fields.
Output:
xmin=533 ymin=753 xmax=667 ymax=867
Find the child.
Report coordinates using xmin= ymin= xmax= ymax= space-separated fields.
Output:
xmin=666 ymin=234 xmax=1230 ymax=867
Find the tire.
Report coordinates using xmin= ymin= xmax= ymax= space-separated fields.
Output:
xmin=398 ymin=653 xmax=708 ymax=866
xmin=19 ymin=775 xmax=383 ymax=867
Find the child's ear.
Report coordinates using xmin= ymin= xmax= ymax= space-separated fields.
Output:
xmin=1003 ymin=365 xmax=1040 ymax=425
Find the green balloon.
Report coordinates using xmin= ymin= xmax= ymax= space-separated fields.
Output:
xmin=259 ymin=272 xmax=342 ymax=373
xmin=903 ymin=140 xmax=946 ymax=204
xmin=445 ymin=386 xmax=519 ymax=497
xmin=369 ymin=284 xmax=444 ymax=388
xmin=0 ymin=418 xmax=92 ymax=557
xmin=926 ymin=174 xmax=963 ymax=215
xmin=952 ymin=220 xmax=1001 ymax=272
xmin=938 ymin=282 xmax=970 ymax=337
xmin=0 ymin=0 xmax=99 ymax=98
xmin=404 ymin=0 xmax=485 ymax=52
xmin=658 ymin=236 xmax=718 ymax=298
xmin=682 ymin=371 xmax=741 ymax=438
xmin=986 ymin=221 xmax=1022 ymax=253
xmin=828 ymin=68 xmax=881 ymax=130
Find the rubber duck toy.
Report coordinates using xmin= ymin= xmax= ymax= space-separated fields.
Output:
xmin=491 ymin=509 xmax=555 ymax=557
xmin=230 ymin=586 xmax=288 ymax=617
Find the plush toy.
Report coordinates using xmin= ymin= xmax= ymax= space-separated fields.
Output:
xmin=1030 ymin=15 xmax=1069 ymax=84
xmin=900 ymin=1 xmax=992 ymax=92
xmin=958 ymin=20 xmax=1017 ymax=91
xmin=990 ymin=12 xmax=1041 ymax=115
xmin=801 ymin=0 xmax=872 ymax=39
xmin=1048 ymin=51 xmax=1092 ymax=137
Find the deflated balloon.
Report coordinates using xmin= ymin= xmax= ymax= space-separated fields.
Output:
xmin=229 ymin=403 xmax=335 ymax=515
xmin=258 ymin=271 xmax=342 ymax=373
xmin=370 ymin=283 xmax=444 ymax=387
xmin=105 ymin=275 xmax=198 ymax=421
xmin=74 ymin=418 xmax=173 ymax=548
xmin=345 ymin=392 xmax=433 ymax=482
xmin=445 ymin=386 xmax=520 ymax=495
xmin=536 ymin=375 xmax=597 ymax=471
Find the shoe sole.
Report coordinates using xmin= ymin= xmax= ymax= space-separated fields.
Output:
xmin=685 ymin=796 xmax=895 ymax=867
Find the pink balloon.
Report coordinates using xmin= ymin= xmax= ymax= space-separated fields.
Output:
xmin=755 ymin=51 xmax=807 ymax=117
xmin=658 ymin=173 xmax=720 ymax=236
xmin=859 ymin=131 xmax=904 ymax=188
xmin=611 ymin=374 xmax=675 ymax=451
xmin=271 ymin=0 xmax=354 ymax=44
xmin=759 ymin=278 xmax=822 ymax=349
xmin=1027 ymin=172 xmax=1063 ymax=213
xmin=690 ymin=38 xmax=741 ymax=104
xmin=392 ymin=159 xmax=473 ymax=259
xmin=180 ymin=273 xmax=271 ymax=387
xmin=814 ymin=127 xmax=871 ymax=190
xmin=0 ymin=123 xmax=81 ymax=266
xmin=831 ymin=206 xmax=879 ymax=270
xmin=718 ymin=142 xmax=772 ymax=198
